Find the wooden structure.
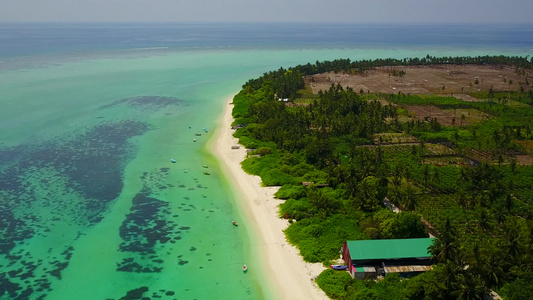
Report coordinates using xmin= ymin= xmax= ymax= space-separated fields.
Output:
xmin=343 ymin=238 xmax=435 ymax=278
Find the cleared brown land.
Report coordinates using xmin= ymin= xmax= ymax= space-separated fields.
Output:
xmin=305 ymin=64 xmax=530 ymax=96
xmin=304 ymin=64 xmax=529 ymax=127
xmin=406 ymin=105 xmax=456 ymax=126
xmin=303 ymin=64 xmax=533 ymax=165
xmin=515 ymin=155 xmax=533 ymax=165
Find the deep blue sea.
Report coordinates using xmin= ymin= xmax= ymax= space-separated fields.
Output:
xmin=0 ymin=23 xmax=531 ymax=300
xmin=1 ymin=23 xmax=533 ymax=59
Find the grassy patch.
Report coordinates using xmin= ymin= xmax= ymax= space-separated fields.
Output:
xmin=441 ymin=108 xmax=490 ymax=125
xmin=374 ymin=132 xmax=419 ymax=144
xmin=295 ymin=86 xmax=320 ymax=104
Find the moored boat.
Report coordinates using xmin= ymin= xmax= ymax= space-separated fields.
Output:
xmin=242 ymin=264 xmax=248 ymax=272
xmin=232 ymin=220 xmax=238 ymax=226
xmin=330 ymin=265 xmax=347 ymax=270
xmin=170 ymin=159 xmax=176 ymax=163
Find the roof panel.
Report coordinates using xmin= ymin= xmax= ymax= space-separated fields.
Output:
xmin=346 ymin=238 xmax=435 ymax=261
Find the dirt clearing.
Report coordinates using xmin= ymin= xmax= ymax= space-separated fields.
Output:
xmin=305 ymin=64 xmax=531 ymax=96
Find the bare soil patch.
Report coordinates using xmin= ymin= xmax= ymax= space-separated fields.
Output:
xmin=515 ymin=155 xmax=533 ymax=166
xmin=305 ymin=65 xmax=531 ymax=96
xmin=370 ymin=99 xmax=397 ymax=107
xmin=405 ymin=105 xmax=456 ymax=126
xmin=512 ymin=141 xmax=533 ymax=165
xmin=463 ymin=148 xmax=533 ymax=166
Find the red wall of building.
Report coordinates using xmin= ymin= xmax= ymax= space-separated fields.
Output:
xmin=343 ymin=242 xmax=352 ymax=271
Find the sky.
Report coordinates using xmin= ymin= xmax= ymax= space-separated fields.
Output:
xmin=1 ymin=0 xmax=532 ymax=23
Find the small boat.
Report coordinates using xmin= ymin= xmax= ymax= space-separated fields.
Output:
xmin=202 ymin=165 xmax=208 ymax=168
xmin=242 ymin=264 xmax=248 ymax=272
xmin=170 ymin=159 xmax=176 ymax=163
xmin=232 ymin=221 xmax=238 ymax=226
xmin=195 ymin=133 xmax=202 ymax=136
xmin=203 ymin=171 xmax=210 ymax=175
xmin=203 ymin=128 xmax=208 ymax=133
xmin=330 ymin=265 xmax=347 ymax=270
xmin=193 ymin=138 xmax=197 ymax=142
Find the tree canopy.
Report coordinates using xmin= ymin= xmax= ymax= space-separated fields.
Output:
xmin=233 ymin=55 xmax=533 ymax=299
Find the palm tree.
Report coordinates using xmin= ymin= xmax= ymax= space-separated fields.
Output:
xmin=388 ymin=186 xmax=403 ymax=207
xmin=402 ymin=186 xmax=417 ymax=211
xmin=357 ymin=177 xmax=380 ymax=212
xmin=431 ymin=168 xmax=441 ymax=186
xmin=465 ymin=240 xmax=483 ymax=275
xmin=494 ymin=207 xmax=506 ymax=225
xmin=422 ymin=164 xmax=430 ymax=186
xmin=403 ymin=166 xmax=413 ymax=186
xmin=458 ymin=168 xmax=469 ymax=186
xmin=457 ymin=191 xmax=468 ymax=210
xmin=476 ymin=208 xmax=492 ymax=234
xmin=504 ymin=218 xmax=521 ymax=264
xmin=510 ymin=158 xmax=517 ymax=174
xmin=482 ymin=242 xmax=507 ymax=289
xmin=497 ymin=153 xmax=504 ymax=167
xmin=392 ymin=164 xmax=403 ymax=186
xmin=505 ymin=193 xmax=514 ymax=212
xmin=430 ymin=217 xmax=459 ymax=264
xmin=452 ymin=272 xmax=487 ymax=300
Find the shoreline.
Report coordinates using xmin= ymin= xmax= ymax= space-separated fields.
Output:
xmin=209 ymin=95 xmax=329 ymax=300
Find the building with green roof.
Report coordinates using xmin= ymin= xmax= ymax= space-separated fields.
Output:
xmin=342 ymin=238 xmax=435 ymax=279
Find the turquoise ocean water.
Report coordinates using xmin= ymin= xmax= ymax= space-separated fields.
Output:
xmin=0 ymin=23 xmax=531 ymax=300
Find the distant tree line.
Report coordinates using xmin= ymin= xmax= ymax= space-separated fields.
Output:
xmin=243 ymin=55 xmax=533 ymax=97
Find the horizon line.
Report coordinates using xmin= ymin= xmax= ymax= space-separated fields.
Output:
xmin=1 ymin=21 xmax=533 ymax=25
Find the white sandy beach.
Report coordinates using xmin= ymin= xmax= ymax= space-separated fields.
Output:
xmin=210 ymin=95 xmax=329 ymax=300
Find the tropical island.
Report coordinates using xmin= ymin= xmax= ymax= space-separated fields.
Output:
xmin=227 ymin=55 xmax=533 ymax=299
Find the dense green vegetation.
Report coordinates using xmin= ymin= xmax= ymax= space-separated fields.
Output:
xmin=232 ymin=56 xmax=533 ymax=299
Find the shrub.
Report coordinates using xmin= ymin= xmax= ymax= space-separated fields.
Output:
xmin=238 ymin=136 xmax=258 ymax=149
xmin=316 ymin=269 xmax=353 ymax=299
xmin=500 ymin=273 xmax=533 ymax=300
xmin=275 ymin=185 xmax=307 ymax=200
xmin=231 ymin=91 xmax=251 ymax=118
xmin=255 ymin=147 xmax=274 ymax=156
xmin=279 ymin=198 xmax=315 ymax=220
xmin=285 ymin=215 xmax=366 ymax=263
